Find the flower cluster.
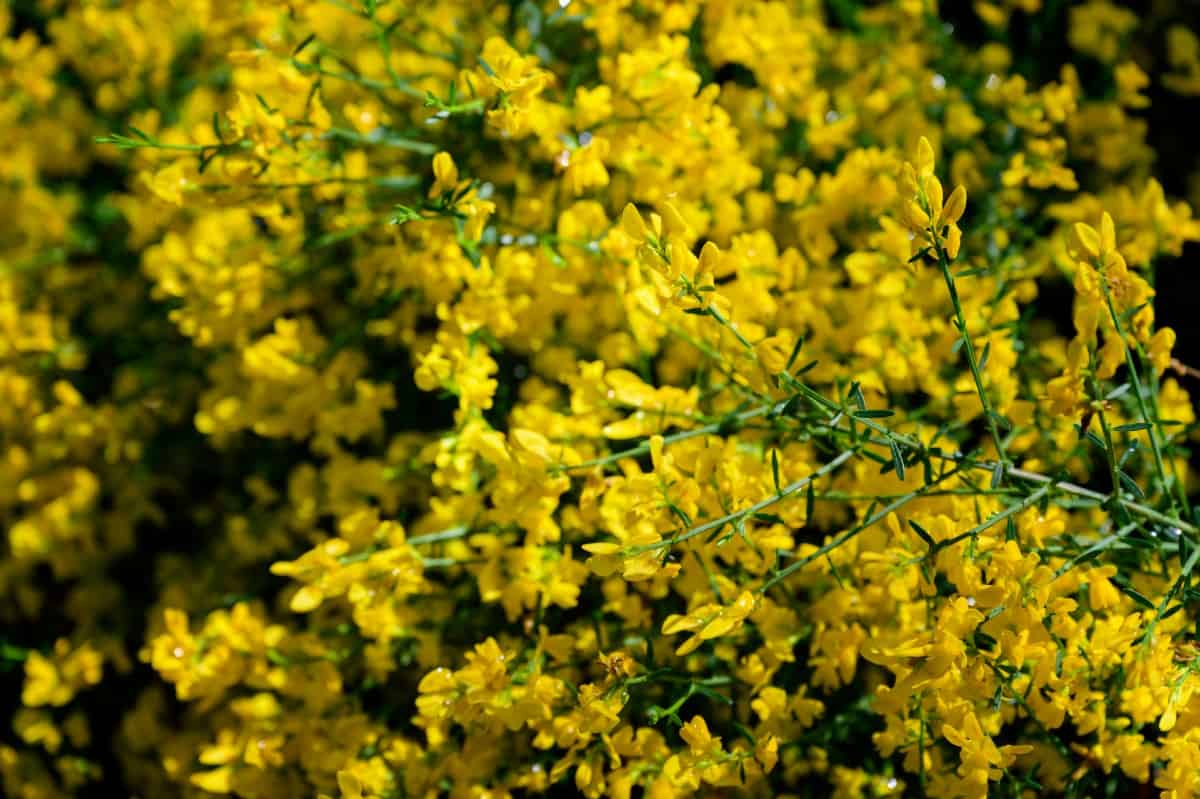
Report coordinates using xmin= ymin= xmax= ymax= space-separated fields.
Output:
xmin=5 ymin=2 xmax=1200 ymax=798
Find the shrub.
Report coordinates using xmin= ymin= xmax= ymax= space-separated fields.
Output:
xmin=4 ymin=1 xmax=1200 ymax=797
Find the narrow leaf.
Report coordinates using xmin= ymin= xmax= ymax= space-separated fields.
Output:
xmin=292 ymin=33 xmax=317 ymax=56
xmin=784 ymin=336 xmax=805 ymax=374
xmin=909 ymin=520 xmax=935 ymax=549
xmin=890 ymin=440 xmax=905 ymax=481
xmin=853 ymin=409 xmax=895 ymax=419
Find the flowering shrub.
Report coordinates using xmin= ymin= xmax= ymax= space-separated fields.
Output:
xmin=6 ymin=1 xmax=1200 ymax=797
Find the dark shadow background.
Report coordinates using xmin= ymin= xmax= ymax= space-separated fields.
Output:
xmin=942 ymin=0 xmax=1200 ymax=370
xmin=1123 ymin=2 xmax=1200 ymax=371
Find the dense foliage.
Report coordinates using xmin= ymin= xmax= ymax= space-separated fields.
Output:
xmin=5 ymin=1 xmax=1200 ymax=797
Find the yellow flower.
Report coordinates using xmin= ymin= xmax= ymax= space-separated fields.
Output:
xmin=900 ymin=137 xmax=968 ymax=262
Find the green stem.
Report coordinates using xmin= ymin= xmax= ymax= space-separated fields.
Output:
xmin=1053 ymin=522 xmax=1139 ymax=578
xmin=561 ymin=401 xmax=789 ymax=472
xmin=1142 ymin=535 xmax=1200 ymax=647
xmin=758 ymin=465 xmax=963 ymax=593
xmin=1089 ymin=368 xmax=1125 ymax=501
xmin=291 ymin=59 xmax=425 ymax=99
xmin=1101 ymin=289 xmax=1188 ymax=517
xmin=706 ymin=304 xmax=756 ymax=352
xmin=628 ymin=450 xmax=857 ymax=554
xmin=563 ymin=391 xmax=1199 ymax=538
xmin=408 ymin=525 xmax=471 ymax=546
xmin=933 ymin=237 xmax=1009 ymax=469
xmin=934 ymin=484 xmax=1051 ymax=551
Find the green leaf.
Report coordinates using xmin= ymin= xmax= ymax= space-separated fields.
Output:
xmin=909 ymin=520 xmax=935 ymax=549
xmin=1071 ymin=547 xmax=1106 ymax=567
xmin=973 ymin=630 xmax=997 ymax=650
xmin=1111 ymin=578 xmax=1156 ymax=610
xmin=852 ymin=409 xmax=895 ymax=419
xmin=889 ymin=440 xmax=905 ymax=481
xmin=771 ymin=449 xmax=782 ymax=496
xmin=392 ymin=205 xmax=422 ymax=225
xmin=907 ymin=246 xmax=930 ymax=263
xmin=1114 ymin=422 xmax=1152 ymax=432
xmin=956 ymin=266 xmax=991 ymax=278
xmin=826 ymin=554 xmax=847 ymax=588
xmin=1117 ymin=470 xmax=1145 ymax=500
xmin=1106 ymin=383 xmax=1132 ymax=401
xmin=308 ymin=224 xmax=370 ymax=250
xmin=667 ymin=504 xmax=692 ymax=528
xmin=693 ymin=683 xmax=733 ymax=705
xmin=988 ymin=410 xmax=1012 ymax=431
xmin=990 ymin=462 xmax=1005 ymax=489
xmin=292 ymin=33 xmax=317 ymax=56
xmin=1161 ymin=603 xmax=1185 ymax=620
xmin=784 ymin=336 xmax=805 ymax=374
xmin=849 ymin=382 xmax=866 ymax=411
xmin=541 ymin=239 xmax=566 ymax=267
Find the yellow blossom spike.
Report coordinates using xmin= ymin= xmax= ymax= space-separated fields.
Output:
xmin=900 ymin=162 xmax=919 ymax=196
xmin=679 ymin=716 xmax=713 ymax=751
xmin=660 ymin=201 xmax=690 ymax=238
xmin=289 ymin=585 xmax=324 ymax=613
xmin=944 ymin=223 xmax=962 ymax=259
xmin=620 ymin=203 xmax=647 ymax=240
xmin=697 ymin=241 xmax=721 ymax=275
xmin=924 ymin=175 xmax=943 ymax=221
xmin=942 ymin=184 xmax=967 ymax=226
xmin=1100 ymin=211 xmax=1117 ymax=252
xmin=581 ymin=542 xmax=622 ymax=555
xmin=649 ymin=434 xmax=666 ymax=472
xmin=902 ymin=200 xmax=930 ymax=233
xmin=670 ymin=239 xmax=699 ymax=281
xmin=190 ymin=768 xmax=235 ymax=793
xmin=916 ymin=136 xmax=935 ymax=176
xmin=648 ymin=211 xmax=663 ymax=238
xmin=699 ymin=614 xmax=738 ymax=640
xmin=1070 ymin=222 xmax=1102 ymax=260
xmin=432 ymin=151 xmax=457 ymax=187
